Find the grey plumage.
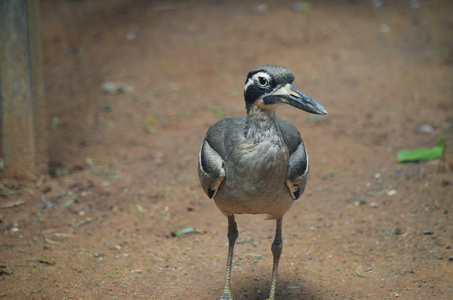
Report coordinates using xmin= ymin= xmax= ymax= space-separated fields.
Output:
xmin=199 ymin=116 xmax=306 ymax=218
xmin=198 ymin=65 xmax=326 ymax=300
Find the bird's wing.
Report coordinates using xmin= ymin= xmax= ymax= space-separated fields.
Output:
xmin=198 ymin=140 xmax=225 ymax=198
xmin=198 ymin=117 xmax=246 ymax=198
xmin=277 ymin=119 xmax=309 ymax=200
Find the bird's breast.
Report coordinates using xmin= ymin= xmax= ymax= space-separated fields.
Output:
xmin=233 ymin=140 xmax=288 ymax=174
xmin=214 ymin=138 xmax=293 ymax=218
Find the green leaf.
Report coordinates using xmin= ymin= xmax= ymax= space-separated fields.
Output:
xmin=244 ymin=253 xmax=262 ymax=259
xmin=145 ymin=117 xmax=156 ymax=126
xmin=355 ymin=269 xmax=364 ymax=277
xmin=61 ymin=196 xmax=78 ymax=208
xmin=173 ymin=227 xmax=197 ymax=237
xmin=397 ymin=138 xmax=443 ymax=163
xmin=212 ymin=107 xmax=223 ymax=119
xmin=136 ymin=204 xmax=145 ymax=213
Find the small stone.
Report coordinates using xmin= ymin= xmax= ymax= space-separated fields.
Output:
xmin=100 ymin=102 xmax=111 ymax=112
xmin=379 ymin=24 xmax=390 ymax=33
xmin=102 ymin=82 xmax=134 ymax=94
xmin=410 ymin=0 xmax=420 ymax=9
xmin=167 ymin=82 xmax=180 ymax=92
xmin=387 ymin=189 xmax=397 ymax=196
xmin=370 ymin=202 xmax=379 ymax=208
xmin=102 ymin=82 xmax=120 ymax=94
xmin=121 ymin=85 xmax=135 ymax=94
xmin=254 ymin=4 xmax=268 ymax=14
xmin=372 ymin=0 xmax=384 ymax=7
xmin=146 ymin=126 xmax=155 ymax=134
xmin=292 ymin=2 xmax=312 ymax=12
xmin=415 ymin=123 xmax=433 ymax=134
xmin=126 ymin=31 xmax=136 ymax=40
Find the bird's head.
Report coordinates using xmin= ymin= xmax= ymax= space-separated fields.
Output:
xmin=244 ymin=65 xmax=327 ymax=115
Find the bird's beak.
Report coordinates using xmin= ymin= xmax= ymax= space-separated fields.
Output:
xmin=272 ymin=84 xmax=327 ymax=115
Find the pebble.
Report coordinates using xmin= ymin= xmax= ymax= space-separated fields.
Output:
xmin=372 ymin=0 xmax=384 ymax=7
xmin=387 ymin=189 xmax=397 ymax=196
xmin=292 ymin=2 xmax=312 ymax=12
xmin=100 ymin=102 xmax=111 ymax=112
xmin=379 ymin=24 xmax=390 ymax=33
xmin=410 ymin=0 xmax=420 ymax=9
xmin=126 ymin=31 xmax=136 ymax=40
xmin=414 ymin=123 xmax=433 ymax=134
xmin=145 ymin=126 xmax=155 ymax=134
xmin=101 ymin=82 xmax=135 ymax=94
xmin=254 ymin=4 xmax=268 ymax=14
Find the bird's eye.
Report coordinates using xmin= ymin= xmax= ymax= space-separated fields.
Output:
xmin=258 ymin=77 xmax=268 ymax=87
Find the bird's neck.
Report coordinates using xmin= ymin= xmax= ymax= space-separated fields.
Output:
xmin=245 ymin=106 xmax=279 ymax=143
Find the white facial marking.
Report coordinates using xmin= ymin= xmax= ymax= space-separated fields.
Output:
xmin=244 ymin=72 xmax=272 ymax=91
xmin=251 ymin=72 xmax=271 ymax=85
xmin=244 ymin=78 xmax=253 ymax=91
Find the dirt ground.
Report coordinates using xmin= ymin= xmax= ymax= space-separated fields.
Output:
xmin=1 ymin=0 xmax=453 ymax=299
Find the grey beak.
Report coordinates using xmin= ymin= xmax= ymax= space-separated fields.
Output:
xmin=284 ymin=85 xmax=327 ymax=115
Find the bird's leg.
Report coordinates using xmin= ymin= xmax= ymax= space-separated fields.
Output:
xmin=221 ymin=214 xmax=238 ymax=300
xmin=269 ymin=217 xmax=283 ymax=300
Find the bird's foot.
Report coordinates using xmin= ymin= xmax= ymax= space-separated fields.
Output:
xmin=219 ymin=291 xmax=232 ymax=300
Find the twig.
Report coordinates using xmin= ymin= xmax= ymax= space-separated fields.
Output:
xmin=39 ymin=191 xmax=70 ymax=209
xmin=0 ymin=200 xmax=27 ymax=209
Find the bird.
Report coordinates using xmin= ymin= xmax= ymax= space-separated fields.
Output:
xmin=198 ymin=65 xmax=327 ymax=300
